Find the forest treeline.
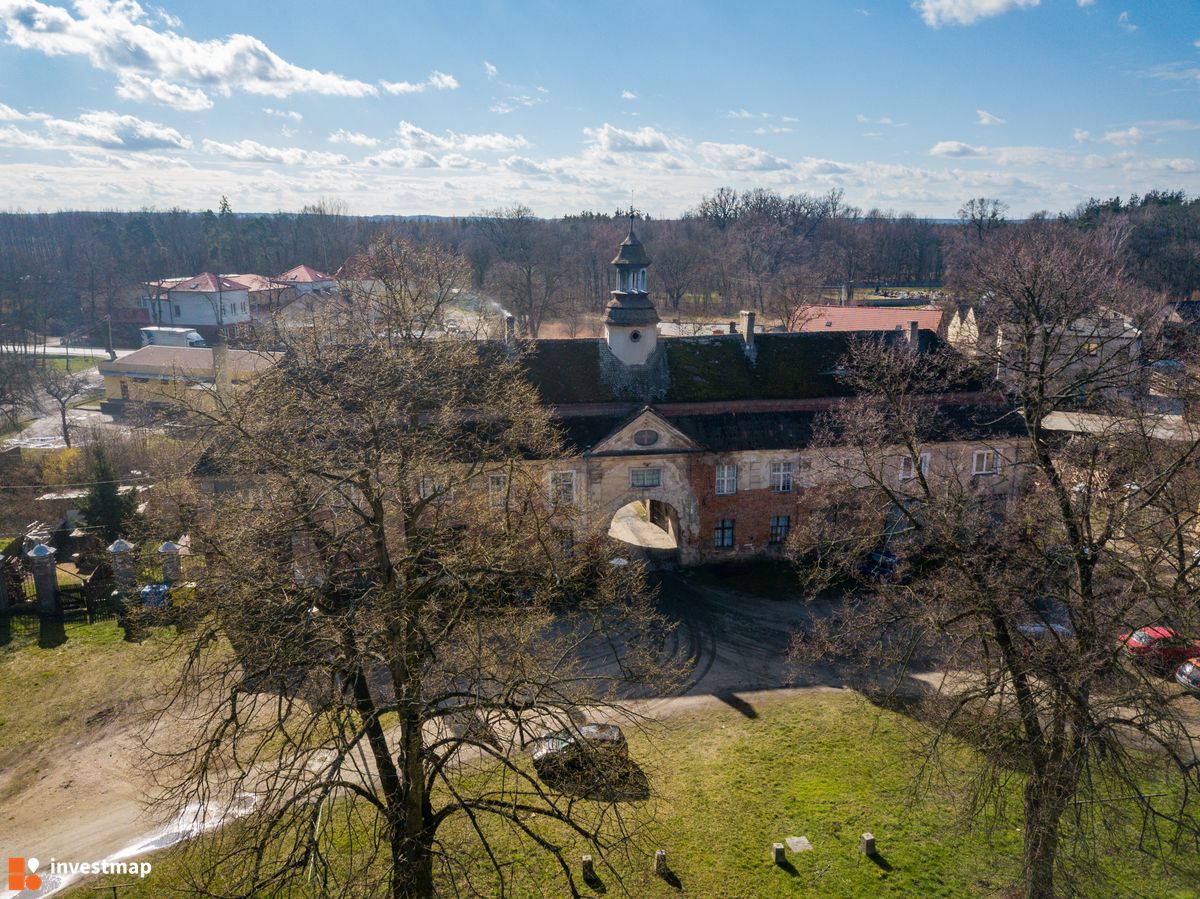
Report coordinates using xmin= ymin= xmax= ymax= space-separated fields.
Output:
xmin=0 ymin=188 xmax=1197 ymax=343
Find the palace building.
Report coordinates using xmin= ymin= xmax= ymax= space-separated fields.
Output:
xmin=518 ymin=225 xmax=1025 ymax=565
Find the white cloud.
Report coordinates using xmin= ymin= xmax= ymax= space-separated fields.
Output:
xmin=1118 ymin=11 xmax=1136 ymax=32
xmin=976 ymin=108 xmax=1005 ymax=125
xmin=490 ymin=95 xmax=543 ymax=114
xmin=857 ymin=114 xmax=907 ymax=127
xmin=0 ymin=0 xmax=378 ymax=103
xmin=115 ymin=72 xmax=211 ymax=111
xmin=913 ymin=0 xmax=1040 ymax=27
xmin=621 ymin=89 xmax=637 ymax=100
xmin=44 ymin=110 xmax=190 ymax=150
xmin=753 ymin=125 xmax=794 ymax=134
xmin=0 ymin=101 xmax=28 ymax=120
xmin=728 ymin=109 xmax=769 ymax=119
xmin=380 ymin=71 xmax=459 ymax=94
xmin=201 ymin=139 xmax=348 ymax=166
xmin=0 ymin=123 xmax=54 ymax=148
xmin=262 ymin=107 xmax=302 ymax=122
xmin=1073 ymin=128 xmax=1090 ymax=142
xmin=328 ymin=128 xmax=379 ymax=147
xmin=584 ymin=123 xmax=679 ymax=154
xmin=501 ymin=155 xmax=551 ymax=175
xmin=1077 ymin=0 xmax=1094 ymax=6
xmin=1102 ymin=126 xmax=1143 ymax=146
xmin=929 ymin=140 xmax=988 ymax=157
xmin=394 ymin=120 xmax=529 ymax=152
xmin=697 ymin=141 xmax=789 ymax=171
xmin=484 ymin=60 xmax=497 ymax=78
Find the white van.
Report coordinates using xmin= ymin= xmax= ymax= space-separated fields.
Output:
xmin=139 ymin=326 xmax=207 ymax=348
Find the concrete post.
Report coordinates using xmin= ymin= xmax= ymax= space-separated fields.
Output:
xmin=107 ymin=538 xmax=137 ymax=593
xmin=859 ymin=832 xmax=876 ymax=856
xmin=771 ymin=843 xmax=785 ymax=865
xmin=26 ymin=543 xmax=60 ymax=618
xmin=581 ymin=855 xmax=594 ymax=881
xmin=158 ymin=540 xmax=183 ymax=583
xmin=654 ymin=849 xmax=667 ymax=876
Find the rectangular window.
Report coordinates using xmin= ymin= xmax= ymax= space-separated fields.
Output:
xmin=770 ymin=461 xmax=794 ymax=493
xmin=899 ymin=452 xmax=931 ymax=482
xmin=488 ymin=473 xmax=508 ymax=507
xmin=173 ymin=304 xmax=182 ymax=317
xmin=972 ymin=449 xmax=1000 ymax=476
xmin=769 ymin=515 xmax=791 ymax=544
xmin=549 ymin=470 xmax=576 ymax=506
xmin=715 ymin=463 xmax=737 ymax=495
xmin=630 ymin=467 xmax=662 ymax=489
xmin=714 ymin=518 xmax=735 ymax=548
xmin=418 ymin=476 xmax=437 ymax=500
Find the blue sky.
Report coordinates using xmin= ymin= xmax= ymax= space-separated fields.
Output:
xmin=0 ymin=0 xmax=1196 ymax=217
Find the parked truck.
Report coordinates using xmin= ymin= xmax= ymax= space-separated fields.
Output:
xmin=139 ymin=326 xmax=207 ymax=348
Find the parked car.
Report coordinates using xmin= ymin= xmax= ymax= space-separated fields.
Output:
xmin=139 ymin=582 xmax=172 ymax=607
xmin=1118 ymin=626 xmax=1200 ymax=671
xmin=1016 ymin=622 xmax=1076 ymax=645
xmin=1175 ymin=658 xmax=1200 ymax=694
xmin=531 ymin=723 xmax=628 ymax=779
xmin=857 ymin=550 xmax=901 ymax=583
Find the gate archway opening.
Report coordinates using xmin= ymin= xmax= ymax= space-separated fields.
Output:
xmin=608 ymin=498 xmax=680 ymax=555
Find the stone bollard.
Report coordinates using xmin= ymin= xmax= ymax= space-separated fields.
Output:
xmin=654 ymin=849 xmax=667 ymax=876
xmin=107 ymin=538 xmax=137 ymax=594
xmin=26 ymin=543 xmax=60 ymax=618
xmin=581 ymin=855 xmax=595 ymax=881
xmin=772 ymin=843 xmax=786 ymax=865
xmin=859 ymin=833 xmax=876 ymax=857
xmin=158 ymin=540 xmax=183 ymax=583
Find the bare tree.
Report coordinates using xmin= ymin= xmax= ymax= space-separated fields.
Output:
xmin=958 ymin=197 xmax=1009 ymax=243
xmin=790 ymin=222 xmax=1200 ymax=899
xmin=39 ymin=368 xmax=89 ymax=448
xmin=148 ymin=243 xmax=675 ymax=899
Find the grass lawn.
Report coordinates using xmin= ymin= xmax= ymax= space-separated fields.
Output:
xmin=0 ymin=620 xmax=171 ymax=804
xmin=41 ymin=354 xmax=102 ymax=373
xmin=63 ymin=690 xmax=1200 ymax=898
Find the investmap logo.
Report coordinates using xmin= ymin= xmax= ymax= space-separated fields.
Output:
xmin=7 ymin=855 xmax=152 ymax=892
xmin=7 ymin=857 xmax=41 ymax=891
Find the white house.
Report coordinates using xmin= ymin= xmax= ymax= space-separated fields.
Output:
xmin=142 ymin=272 xmax=253 ymax=340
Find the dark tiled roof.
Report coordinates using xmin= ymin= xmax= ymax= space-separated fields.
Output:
xmin=524 ymin=330 xmax=943 ymax=406
xmin=555 ymin=403 xmax=1024 ymax=455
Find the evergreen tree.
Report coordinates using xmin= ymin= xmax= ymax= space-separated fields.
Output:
xmin=79 ymin=447 xmax=136 ymax=543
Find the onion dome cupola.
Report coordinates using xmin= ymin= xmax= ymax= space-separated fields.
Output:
xmin=603 ymin=222 xmax=659 ymax=366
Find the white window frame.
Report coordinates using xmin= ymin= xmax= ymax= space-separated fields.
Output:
xmin=769 ymin=515 xmax=791 ymax=545
xmin=770 ymin=461 xmax=794 ymax=493
xmin=972 ymin=449 xmax=1001 ymax=477
xmin=715 ymin=463 xmax=737 ymax=495
xmin=549 ymin=470 xmax=576 ymax=506
xmin=630 ymin=467 xmax=662 ymax=489
xmin=899 ymin=452 xmax=931 ymax=482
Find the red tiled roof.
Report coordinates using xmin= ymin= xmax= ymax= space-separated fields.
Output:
xmin=794 ymin=305 xmax=943 ymax=333
xmin=227 ymin=273 xmax=287 ymax=292
xmin=278 ymin=264 xmax=333 ymax=283
xmin=149 ymin=272 xmax=251 ymax=293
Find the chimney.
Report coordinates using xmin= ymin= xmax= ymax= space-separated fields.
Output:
xmin=907 ymin=320 xmax=919 ymax=350
xmin=728 ymin=320 xmax=737 ymax=335
xmin=739 ymin=310 xmax=756 ymax=348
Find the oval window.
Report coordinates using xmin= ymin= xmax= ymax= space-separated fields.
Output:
xmin=633 ymin=429 xmax=659 ymax=447
xmin=629 ymin=330 xmax=641 ymax=343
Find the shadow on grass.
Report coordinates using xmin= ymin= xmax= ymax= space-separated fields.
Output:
xmin=867 ymin=853 xmax=893 ymax=872
xmin=716 ymin=691 xmax=758 ymax=718
xmin=538 ymin=759 xmax=651 ymax=803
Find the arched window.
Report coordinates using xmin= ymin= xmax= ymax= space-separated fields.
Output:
xmin=638 ymin=269 xmax=646 ymax=291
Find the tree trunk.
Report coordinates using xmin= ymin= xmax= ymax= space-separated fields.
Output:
xmin=391 ymin=828 xmax=435 ymax=899
xmin=60 ymin=406 xmax=71 ymax=448
xmin=1021 ymin=772 xmax=1071 ymax=899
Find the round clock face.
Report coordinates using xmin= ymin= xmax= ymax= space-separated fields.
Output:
xmin=630 ymin=330 xmax=641 ymax=342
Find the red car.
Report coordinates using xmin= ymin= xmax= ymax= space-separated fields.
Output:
xmin=1118 ymin=626 xmax=1200 ymax=670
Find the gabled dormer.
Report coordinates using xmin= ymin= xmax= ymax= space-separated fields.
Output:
xmin=590 ymin=407 xmax=699 ymax=455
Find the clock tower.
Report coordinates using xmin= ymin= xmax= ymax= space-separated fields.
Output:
xmin=603 ymin=221 xmax=659 ymax=366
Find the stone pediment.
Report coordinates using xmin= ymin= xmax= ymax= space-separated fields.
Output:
xmin=590 ymin=407 xmax=699 ymax=455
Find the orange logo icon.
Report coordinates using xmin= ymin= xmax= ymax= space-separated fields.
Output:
xmin=7 ymin=857 xmax=42 ymax=891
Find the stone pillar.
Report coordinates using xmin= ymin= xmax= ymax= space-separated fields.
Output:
xmin=26 ymin=543 xmax=60 ymax=618
xmin=107 ymin=538 xmax=137 ymax=593
xmin=158 ymin=541 xmax=183 ymax=583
